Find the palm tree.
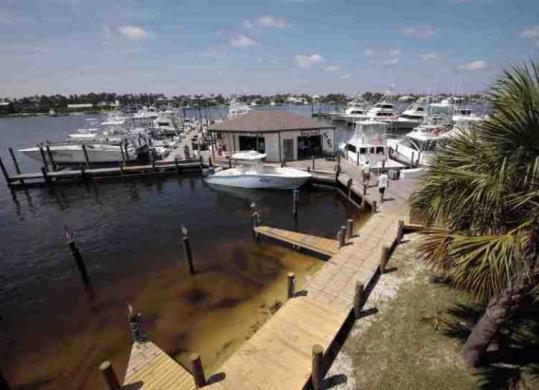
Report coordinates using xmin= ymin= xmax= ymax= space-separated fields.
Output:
xmin=411 ymin=60 xmax=539 ymax=368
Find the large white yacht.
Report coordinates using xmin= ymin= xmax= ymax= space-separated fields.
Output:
xmin=396 ymin=104 xmax=428 ymax=126
xmin=339 ymin=120 xmax=394 ymax=168
xmin=330 ymin=94 xmax=370 ymax=123
xmin=204 ymin=151 xmax=311 ymax=189
xmin=365 ymin=101 xmax=400 ymax=121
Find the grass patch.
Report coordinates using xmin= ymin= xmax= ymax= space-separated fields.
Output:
xmin=349 ymin=238 xmax=478 ymax=390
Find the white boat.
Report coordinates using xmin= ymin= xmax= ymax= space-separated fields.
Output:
xmin=19 ymin=142 xmax=138 ymax=165
xmin=387 ymin=121 xmax=453 ymax=166
xmin=204 ymin=151 xmax=311 ymax=189
xmin=152 ymin=115 xmax=179 ymax=135
xmin=339 ymin=120 xmax=393 ymax=168
xmin=228 ymin=100 xmax=252 ymax=118
xmin=365 ymin=101 xmax=400 ymax=121
xmin=329 ymin=93 xmax=369 ymax=122
xmin=396 ymin=103 xmax=428 ymax=125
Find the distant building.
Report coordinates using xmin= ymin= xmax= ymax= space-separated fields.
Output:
xmin=67 ymin=103 xmax=93 ymax=109
xmin=209 ymin=111 xmax=335 ymax=162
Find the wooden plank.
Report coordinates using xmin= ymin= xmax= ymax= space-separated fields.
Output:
xmin=254 ymin=226 xmax=339 ymax=256
xmin=123 ymin=341 xmax=196 ymax=390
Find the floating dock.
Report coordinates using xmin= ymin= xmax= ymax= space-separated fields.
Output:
xmin=254 ymin=226 xmax=339 ymax=257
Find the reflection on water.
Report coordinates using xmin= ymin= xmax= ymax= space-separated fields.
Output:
xmin=0 ymin=173 xmax=362 ymax=389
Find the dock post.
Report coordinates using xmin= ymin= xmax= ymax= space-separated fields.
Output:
xmin=311 ymin=344 xmax=323 ymax=390
xmin=39 ymin=145 xmax=49 ymax=172
xmin=292 ymin=189 xmax=299 ymax=217
xmin=120 ymin=144 xmax=126 ymax=165
xmin=382 ymin=159 xmax=386 ymax=170
xmin=397 ymin=220 xmax=404 ymax=243
xmin=311 ymin=153 xmax=315 ymax=170
xmin=379 ymin=246 xmax=390 ymax=273
xmin=82 ymin=144 xmax=90 ymax=169
xmin=353 ymin=282 xmax=365 ymax=318
xmin=363 ymin=183 xmax=367 ymax=196
xmin=337 ymin=226 xmax=346 ymax=248
xmin=356 ymin=151 xmax=359 ymax=166
xmin=99 ymin=361 xmax=121 ymax=390
xmin=410 ymin=151 xmax=415 ymax=168
xmin=189 ymin=353 xmax=206 ymax=388
xmin=174 ymin=158 xmax=180 ymax=175
xmin=287 ymin=272 xmax=296 ymax=299
xmin=346 ymin=219 xmax=354 ymax=240
xmin=228 ymin=157 xmax=232 ymax=169
xmin=347 ymin=178 xmax=353 ymax=200
xmin=372 ymin=200 xmax=377 ymax=213
xmin=127 ymin=303 xmax=147 ymax=342
xmin=8 ymin=147 xmax=22 ymax=176
xmin=45 ymin=145 xmax=57 ymax=171
xmin=41 ymin=166 xmax=51 ymax=186
xmin=335 ymin=163 xmax=341 ymax=183
xmin=181 ymin=226 xmax=195 ymax=275
xmin=0 ymin=155 xmax=12 ymax=186
xmin=65 ymin=228 xmax=90 ymax=286
xmin=252 ymin=212 xmax=260 ymax=240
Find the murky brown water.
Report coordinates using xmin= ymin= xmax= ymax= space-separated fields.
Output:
xmin=0 ymin=174 xmax=363 ymax=389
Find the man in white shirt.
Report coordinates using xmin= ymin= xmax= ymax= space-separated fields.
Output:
xmin=362 ymin=161 xmax=371 ymax=185
xmin=377 ymin=170 xmax=389 ymax=203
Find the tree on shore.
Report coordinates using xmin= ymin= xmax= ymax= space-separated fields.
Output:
xmin=412 ymin=60 xmax=539 ymax=368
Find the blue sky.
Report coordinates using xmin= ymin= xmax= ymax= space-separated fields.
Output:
xmin=0 ymin=0 xmax=538 ymax=97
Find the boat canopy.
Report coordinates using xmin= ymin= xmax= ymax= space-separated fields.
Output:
xmin=231 ymin=151 xmax=267 ymax=161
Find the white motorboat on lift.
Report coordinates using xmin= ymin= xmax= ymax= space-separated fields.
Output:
xmin=204 ymin=151 xmax=311 ymax=189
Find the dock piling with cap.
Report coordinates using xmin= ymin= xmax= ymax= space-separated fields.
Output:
xmin=181 ymin=225 xmax=195 ymax=274
xmin=64 ymin=227 xmax=90 ymax=286
xmin=99 ymin=361 xmax=121 ymax=390
xmin=287 ymin=272 xmax=296 ymax=299
xmin=353 ymin=282 xmax=365 ymax=318
xmin=311 ymin=344 xmax=323 ymax=390
xmin=82 ymin=144 xmax=90 ymax=169
xmin=189 ymin=353 xmax=206 ymax=388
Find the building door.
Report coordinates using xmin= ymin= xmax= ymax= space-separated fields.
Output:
xmin=283 ymin=139 xmax=294 ymax=161
xmin=297 ymin=135 xmax=322 ymax=160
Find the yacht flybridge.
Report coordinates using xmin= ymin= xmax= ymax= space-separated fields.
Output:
xmin=339 ymin=120 xmax=392 ymax=168
xmin=204 ymin=151 xmax=311 ymax=189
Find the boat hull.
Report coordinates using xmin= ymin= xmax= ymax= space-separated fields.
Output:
xmin=20 ymin=144 xmax=132 ymax=165
xmin=205 ymin=173 xmax=309 ymax=189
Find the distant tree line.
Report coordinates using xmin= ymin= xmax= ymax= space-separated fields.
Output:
xmin=0 ymin=91 xmax=486 ymax=116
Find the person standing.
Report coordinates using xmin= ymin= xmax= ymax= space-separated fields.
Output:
xmin=377 ymin=170 xmax=389 ymax=203
xmin=362 ymin=160 xmax=371 ymax=185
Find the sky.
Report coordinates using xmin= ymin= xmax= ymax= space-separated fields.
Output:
xmin=0 ymin=0 xmax=538 ymax=97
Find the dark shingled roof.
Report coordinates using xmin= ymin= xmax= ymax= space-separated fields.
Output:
xmin=209 ymin=111 xmax=333 ymax=133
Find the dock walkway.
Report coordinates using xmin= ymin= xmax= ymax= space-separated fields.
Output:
xmin=254 ymin=226 xmax=339 ymax=257
xmin=123 ymin=341 xmax=196 ymax=389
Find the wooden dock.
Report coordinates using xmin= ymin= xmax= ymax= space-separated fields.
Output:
xmin=123 ymin=341 xmax=196 ymax=389
xmin=254 ymin=226 xmax=339 ymax=257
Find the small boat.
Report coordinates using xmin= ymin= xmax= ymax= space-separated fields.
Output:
xmin=228 ymin=99 xmax=252 ymax=118
xmin=204 ymin=151 xmax=311 ymax=189
xmin=339 ymin=120 xmax=392 ymax=168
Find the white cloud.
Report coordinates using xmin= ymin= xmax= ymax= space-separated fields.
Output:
xmin=389 ymin=49 xmax=401 ymax=57
xmin=421 ymin=52 xmax=438 ymax=61
xmin=457 ymin=60 xmax=487 ymax=71
xmin=341 ymin=74 xmax=350 ymax=79
xmin=243 ymin=19 xmax=253 ymax=30
xmin=230 ymin=34 xmax=258 ymax=47
xmin=325 ymin=65 xmax=341 ymax=72
xmin=403 ymin=26 xmax=436 ymax=39
xmin=294 ymin=53 xmax=325 ymax=68
xmin=257 ymin=15 xmax=287 ymax=28
xmin=117 ymin=25 xmax=150 ymax=40
xmin=364 ymin=48 xmax=374 ymax=57
xmin=383 ymin=57 xmax=400 ymax=65
xmin=519 ymin=25 xmax=539 ymax=40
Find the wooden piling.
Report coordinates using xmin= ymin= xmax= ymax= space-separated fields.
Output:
xmin=39 ymin=145 xmax=49 ymax=172
xmin=346 ymin=219 xmax=354 ymax=240
xmin=353 ymin=282 xmax=365 ymax=318
xmin=182 ymin=232 xmax=195 ymax=275
xmin=8 ymin=147 xmax=21 ymax=175
xmin=45 ymin=145 xmax=57 ymax=171
xmin=372 ymin=200 xmax=377 ymax=213
xmin=379 ymin=245 xmax=390 ymax=273
xmin=41 ymin=166 xmax=51 ymax=186
xmin=82 ymin=144 xmax=90 ymax=169
xmin=0 ymin=155 xmax=12 ymax=186
xmin=311 ymin=344 xmax=323 ymax=390
xmin=287 ymin=272 xmax=296 ymax=299
xmin=363 ymin=183 xmax=367 ymax=196
xmin=189 ymin=353 xmax=206 ymax=388
xmin=252 ymin=212 xmax=260 ymax=240
xmin=311 ymin=154 xmax=315 ymax=170
xmin=67 ymin=238 xmax=90 ymax=286
xmin=99 ymin=361 xmax=121 ymax=390
xmin=347 ymin=178 xmax=352 ymax=200
xmin=120 ymin=144 xmax=126 ymax=164
xmin=356 ymin=151 xmax=360 ymax=166
xmin=292 ymin=189 xmax=299 ymax=217
xmin=228 ymin=157 xmax=232 ymax=169
xmin=411 ymin=151 xmax=415 ymax=168
xmin=174 ymin=158 xmax=180 ymax=175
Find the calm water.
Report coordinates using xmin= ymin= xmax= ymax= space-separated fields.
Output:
xmin=0 ymin=107 xmax=359 ymax=389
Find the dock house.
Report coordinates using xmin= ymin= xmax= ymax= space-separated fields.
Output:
xmin=209 ymin=111 xmax=335 ymax=162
